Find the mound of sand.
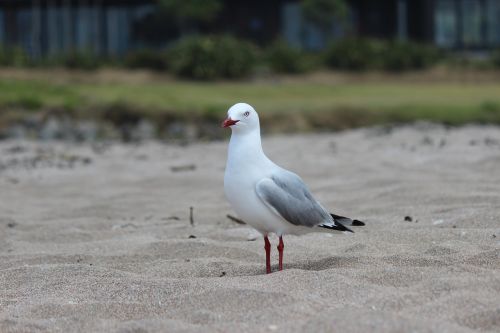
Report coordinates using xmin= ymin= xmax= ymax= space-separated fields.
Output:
xmin=1 ymin=124 xmax=499 ymax=332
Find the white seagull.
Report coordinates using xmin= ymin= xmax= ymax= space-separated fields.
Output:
xmin=222 ymin=103 xmax=365 ymax=274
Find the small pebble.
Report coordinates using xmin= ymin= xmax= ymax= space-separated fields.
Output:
xmin=188 ymin=235 xmax=196 ymax=239
xmin=404 ymin=216 xmax=413 ymax=222
xmin=352 ymin=220 xmax=365 ymax=226
xmin=7 ymin=178 xmax=19 ymax=184
xmin=170 ymin=164 xmax=196 ymax=172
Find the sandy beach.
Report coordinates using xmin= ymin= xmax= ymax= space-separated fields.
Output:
xmin=1 ymin=124 xmax=499 ymax=332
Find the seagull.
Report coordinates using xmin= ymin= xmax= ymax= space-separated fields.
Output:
xmin=222 ymin=103 xmax=365 ymax=274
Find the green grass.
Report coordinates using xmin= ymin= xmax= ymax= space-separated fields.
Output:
xmin=78 ymin=81 xmax=500 ymax=114
xmin=1 ymin=77 xmax=500 ymax=132
xmin=0 ymin=80 xmax=82 ymax=110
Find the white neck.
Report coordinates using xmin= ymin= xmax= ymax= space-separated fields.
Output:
xmin=226 ymin=128 xmax=270 ymax=170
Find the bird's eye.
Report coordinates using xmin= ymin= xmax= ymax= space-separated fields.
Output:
xmin=243 ymin=111 xmax=250 ymax=117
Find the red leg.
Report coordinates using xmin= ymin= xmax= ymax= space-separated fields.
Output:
xmin=277 ymin=236 xmax=284 ymax=271
xmin=264 ymin=236 xmax=271 ymax=274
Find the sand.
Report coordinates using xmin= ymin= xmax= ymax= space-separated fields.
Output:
xmin=0 ymin=124 xmax=499 ymax=333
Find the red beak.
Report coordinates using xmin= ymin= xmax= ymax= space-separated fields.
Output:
xmin=222 ymin=117 xmax=239 ymax=128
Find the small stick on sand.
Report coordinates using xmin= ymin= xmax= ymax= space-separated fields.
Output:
xmin=226 ymin=214 xmax=246 ymax=225
xmin=189 ymin=207 xmax=194 ymax=226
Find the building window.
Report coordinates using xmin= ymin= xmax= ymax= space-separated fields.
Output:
xmin=462 ymin=0 xmax=482 ymax=47
xmin=0 ymin=9 xmax=4 ymax=45
xmin=435 ymin=0 xmax=457 ymax=48
xmin=486 ymin=0 xmax=500 ymax=45
xmin=435 ymin=0 xmax=500 ymax=49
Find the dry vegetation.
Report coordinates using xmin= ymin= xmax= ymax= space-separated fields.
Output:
xmin=1 ymin=68 xmax=500 ymax=139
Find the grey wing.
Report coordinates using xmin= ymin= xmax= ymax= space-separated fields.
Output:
xmin=255 ymin=170 xmax=333 ymax=227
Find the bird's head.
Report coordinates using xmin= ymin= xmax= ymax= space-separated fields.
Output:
xmin=222 ymin=103 xmax=259 ymax=133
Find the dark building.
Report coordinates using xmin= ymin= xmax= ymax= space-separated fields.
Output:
xmin=0 ymin=0 xmax=156 ymax=58
xmin=0 ymin=0 xmax=499 ymax=59
xmin=283 ymin=0 xmax=500 ymax=50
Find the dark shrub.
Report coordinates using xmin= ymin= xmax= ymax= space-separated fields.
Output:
xmin=265 ymin=40 xmax=314 ymax=74
xmin=61 ymin=51 xmax=102 ymax=70
xmin=168 ymin=35 xmax=257 ymax=80
xmin=124 ymin=49 xmax=167 ymax=70
xmin=0 ymin=46 xmax=29 ymax=67
xmin=324 ymin=38 xmax=442 ymax=71
xmin=381 ymin=40 xmax=441 ymax=71
xmin=324 ymin=38 xmax=385 ymax=71
xmin=492 ymin=49 xmax=500 ymax=68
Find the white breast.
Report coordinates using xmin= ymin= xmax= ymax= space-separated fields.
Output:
xmin=224 ymin=162 xmax=306 ymax=236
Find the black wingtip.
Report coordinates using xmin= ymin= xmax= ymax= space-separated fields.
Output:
xmin=319 ymin=222 xmax=354 ymax=233
xmin=330 ymin=213 xmax=366 ymax=227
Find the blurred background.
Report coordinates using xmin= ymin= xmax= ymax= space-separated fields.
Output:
xmin=0 ymin=0 xmax=500 ymax=141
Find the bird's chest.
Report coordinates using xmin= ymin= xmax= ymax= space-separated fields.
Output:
xmin=224 ymin=167 xmax=276 ymax=229
xmin=224 ymin=167 xmax=260 ymax=204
